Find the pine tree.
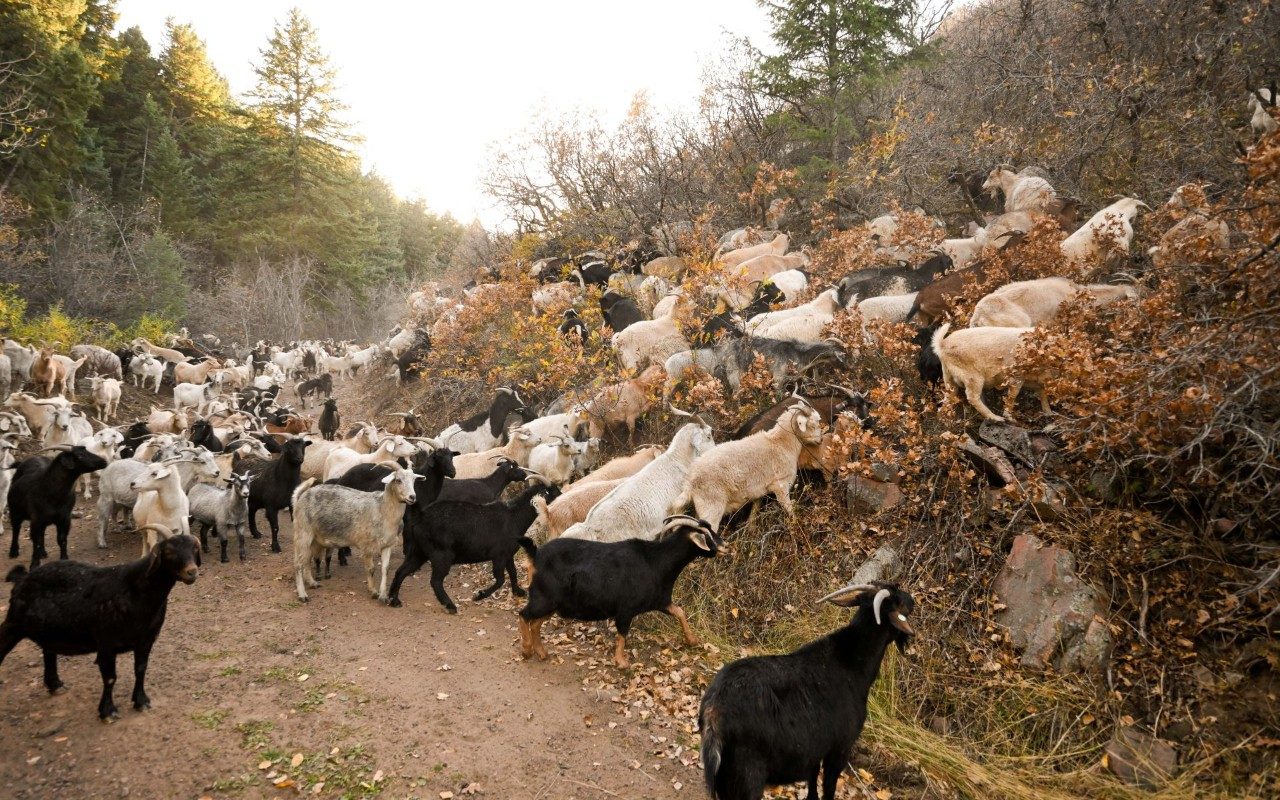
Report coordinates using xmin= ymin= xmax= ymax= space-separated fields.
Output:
xmin=754 ymin=0 xmax=914 ymax=169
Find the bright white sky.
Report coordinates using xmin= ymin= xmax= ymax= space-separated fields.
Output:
xmin=113 ymin=1 xmax=773 ymax=228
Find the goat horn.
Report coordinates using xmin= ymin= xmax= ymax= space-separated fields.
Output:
xmin=872 ymin=588 xmax=892 ymax=626
xmin=816 ymin=583 xmax=880 ymax=606
xmin=36 ymin=444 xmax=75 ymax=453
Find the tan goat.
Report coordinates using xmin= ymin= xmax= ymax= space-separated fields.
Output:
xmin=718 ymin=233 xmax=789 ymax=270
xmin=969 ymin=277 xmax=1137 ymax=328
xmin=672 ymin=403 xmax=824 ymax=529
xmin=530 ymin=478 xmax=624 ymax=542
xmin=173 ymin=357 xmax=224 ymax=385
xmin=569 ymin=445 xmax=663 ymax=488
xmin=932 ymin=323 xmax=1049 ymax=422
xmin=583 ymin=365 xmax=665 ymax=442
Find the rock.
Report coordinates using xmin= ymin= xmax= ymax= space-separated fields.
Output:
xmin=1030 ymin=481 xmax=1071 ymax=521
xmin=958 ymin=437 xmax=1017 ymax=487
xmin=851 ymin=544 xmax=902 ymax=585
xmin=1105 ymin=727 xmax=1177 ymax=787
xmin=993 ymin=534 xmax=1112 ymax=673
xmin=869 ymin=462 xmax=900 ymax=483
xmin=1087 ymin=468 xmax=1123 ymax=502
xmin=978 ymin=422 xmax=1037 ymax=466
xmin=1210 ymin=518 xmax=1238 ymax=536
xmin=845 ymin=476 xmax=902 ymax=513
xmin=1028 ymin=432 xmax=1058 ymax=456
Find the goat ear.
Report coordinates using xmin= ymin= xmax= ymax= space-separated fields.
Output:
xmin=687 ymin=530 xmax=714 ymax=552
xmin=381 ymin=473 xmax=395 ymax=485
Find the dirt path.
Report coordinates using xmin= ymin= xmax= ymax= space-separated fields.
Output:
xmin=0 ymin=499 xmax=703 ymax=799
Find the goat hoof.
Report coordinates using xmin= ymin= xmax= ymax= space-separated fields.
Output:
xmin=298 ymin=596 xmax=309 ymax=603
xmin=96 ymin=543 xmax=108 ymax=550
xmin=133 ymin=698 xmax=150 ymax=711
xmin=48 ymin=683 xmax=67 ymax=695
xmin=7 ymin=548 xmax=17 ymax=558
xmin=270 ymin=545 xmax=281 ymax=553
xmin=220 ymin=555 xmax=229 ymax=563
xmin=388 ymin=597 xmax=402 ymax=608
xmin=444 ymin=606 xmax=458 ymax=615
xmin=250 ymin=532 xmax=262 ymax=539
xmin=100 ymin=710 xmax=120 ymax=723
xmin=512 ymin=587 xmax=527 ymax=598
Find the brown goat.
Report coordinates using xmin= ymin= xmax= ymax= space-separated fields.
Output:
xmin=265 ymin=415 xmax=311 ymax=444
xmin=583 ymin=365 xmax=666 ymax=443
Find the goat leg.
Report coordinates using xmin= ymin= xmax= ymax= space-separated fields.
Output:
xmin=664 ymin=604 xmax=699 ymax=646
xmin=131 ymin=641 xmax=152 ymax=711
xmin=96 ymin=651 xmax=119 ymax=721
xmin=42 ymin=649 xmax=64 ymax=694
xmin=473 ymin=561 xmax=506 ymax=601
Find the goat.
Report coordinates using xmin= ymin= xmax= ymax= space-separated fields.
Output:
xmin=3 ymin=340 xmax=37 ymax=390
xmin=969 ymin=276 xmax=1137 ymax=328
xmin=438 ymin=387 xmax=527 ymax=454
xmin=129 ymin=354 xmax=164 ymax=392
xmin=558 ymin=309 xmax=589 ymax=344
xmin=238 ymin=437 xmax=311 ymax=553
xmin=582 ymin=365 xmax=664 ymax=442
xmin=735 ymin=251 xmax=809 ymax=285
xmin=436 ymin=457 xmax=527 ymax=504
xmin=69 ymin=344 xmax=123 ymax=380
xmin=7 ymin=445 xmax=109 ymax=567
xmin=718 ymin=234 xmax=789 ymax=270
xmin=0 ymin=533 xmax=200 ymax=720
xmin=451 ymin=426 xmax=544 ymax=478
xmin=321 ymin=434 xmax=419 ymax=482
xmin=612 ymin=313 xmax=690 ymax=372
xmin=3 ymin=392 xmax=66 ymax=437
xmin=933 ymin=323 xmax=1050 ymax=422
xmin=88 ymin=376 xmax=122 ymax=420
xmin=295 ymin=373 xmax=333 ymax=408
xmin=600 ymin=289 xmax=645 ymax=333
xmin=674 ymin=402 xmax=824 ymax=529
xmin=1060 ymin=197 xmax=1149 ymax=265
xmin=834 ymin=253 xmax=952 ymax=308
xmin=1148 ymin=184 xmax=1230 ymax=269
xmin=746 ymin=289 xmax=843 ymax=341
xmin=520 ymin=515 xmax=718 ymax=668
xmin=317 ymin=398 xmax=341 ymax=441
xmin=300 ymin=422 xmax=377 ymax=480
xmin=0 ymin=438 xmax=17 ymax=543
xmin=129 ymin=459 xmax=193 ymax=556
xmin=561 ymin=420 xmax=714 ymax=543
xmin=641 ymin=255 xmax=688 ymax=281
xmin=131 ymin=337 xmax=189 ymax=365
xmin=530 ymin=478 xmax=623 ymax=541
xmin=699 ymin=582 xmax=915 ymax=800
xmin=172 ymin=358 xmax=223 ymax=386
xmin=731 ymin=388 xmax=870 ymax=440
xmin=983 ymin=166 xmax=1057 ymax=213
xmin=569 ymin=445 xmax=662 ymax=488
xmin=291 ymin=467 xmax=417 ymax=603
xmin=188 ymin=472 xmax=252 ymax=562
xmin=387 ymin=482 xmax=559 ymax=611
xmin=146 ymin=406 xmax=188 ymax=435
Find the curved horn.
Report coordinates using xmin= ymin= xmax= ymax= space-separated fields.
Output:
xmin=872 ymin=588 xmax=892 ymax=626
xmin=36 ymin=444 xmax=76 ymax=454
xmin=816 ymin=583 xmax=879 ymax=606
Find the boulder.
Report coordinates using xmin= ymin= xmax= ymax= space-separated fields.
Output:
xmin=978 ymin=421 xmax=1038 ymax=467
xmin=1105 ymin=727 xmax=1177 ymax=787
xmin=958 ymin=437 xmax=1018 ymax=487
xmin=993 ymin=534 xmax=1112 ymax=673
xmin=845 ymin=476 xmax=902 ymax=513
xmin=851 ymin=544 xmax=903 ymax=585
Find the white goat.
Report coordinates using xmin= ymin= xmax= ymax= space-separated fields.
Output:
xmin=983 ymin=167 xmax=1057 ymax=213
xmin=746 ymin=288 xmax=843 ymax=342
xmin=718 ymin=233 xmax=789 ymax=270
xmin=969 ymin=277 xmax=1137 ymax=328
xmin=1060 ymin=197 xmax=1148 ymax=265
xmin=561 ymin=421 xmax=714 ymax=543
xmin=673 ymin=403 xmax=823 ymax=529
xmin=768 ymin=269 xmax=809 ymax=302
xmin=129 ymin=354 xmax=164 ymax=392
xmin=612 ymin=314 xmax=690 ymax=372
xmin=322 ymin=434 xmax=419 ymax=482
xmin=130 ymin=459 xmax=192 ymax=555
xmin=88 ymin=376 xmax=122 ymax=420
xmin=451 ymin=426 xmax=543 ymax=478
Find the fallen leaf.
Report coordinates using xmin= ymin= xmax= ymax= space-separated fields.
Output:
xmin=436 ymin=692 xmax=450 ymax=700
xmin=258 ymin=760 xmax=273 ymax=770
xmin=312 ymin=782 xmax=325 ymax=794
xmin=373 ymin=770 xmax=385 ymax=782
xmin=298 ymin=673 xmax=310 ymax=682
xmin=440 ymin=793 xmax=454 ymax=800
xmin=876 ymin=790 xmax=893 ymax=800
xmin=290 ymin=753 xmax=304 ymax=768
xmin=26 ymin=756 xmax=40 ymax=765
xmin=273 ymin=777 xmax=294 ymax=788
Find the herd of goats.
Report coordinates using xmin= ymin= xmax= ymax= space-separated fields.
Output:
xmin=0 ymin=154 xmax=1246 ymax=797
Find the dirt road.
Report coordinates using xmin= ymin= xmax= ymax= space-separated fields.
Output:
xmin=0 ymin=504 xmax=704 ymax=799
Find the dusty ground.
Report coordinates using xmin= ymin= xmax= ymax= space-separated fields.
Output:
xmin=0 ymin=496 xmax=706 ymax=800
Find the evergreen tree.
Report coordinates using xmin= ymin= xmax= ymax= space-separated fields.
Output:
xmin=754 ymin=0 xmax=914 ymax=168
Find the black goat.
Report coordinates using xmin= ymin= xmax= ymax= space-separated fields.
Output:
xmin=396 ymin=332 xmax=431 ymax=384
xmin=318 ymin=398 xmax=341 ymax=441
xmin=600 ymin=289 xmax=645 ymax=333
xmin=435 ymin=457 xmax=528 ymax=504
xmin=7 ymin=445 xmax=109 ymax=568
xmin=296 ymin=373 xmax=333 ymax=408
xmin=0 ymin=531 xmax=200 ymax=720
xmin=518 ymin=515 xmax=718 ymax=667
xmin=558 ymin=309 xmax=589 ymax=344
xmin=387 ymin=482 xmax=560 ymax=612
xmin=119 ymin=421 xmax=151 ymax=458
xmin=236 ymin=437 xmax=310 ymax=553
xmin=189 ymin=419 xmax=224 ymax=452
xmin=570 ymin=261 xmax=613 ymax=287
xmin=699 ymin=582 xmax=915 ymax=800
xmin=914 ymin=325 xmax=943 ymax=388
xmin=836 ymin=252 xmax=952 ymax=307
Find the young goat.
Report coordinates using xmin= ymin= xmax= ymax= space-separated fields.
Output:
xmin=0 ymin=530 xmax=199 ymax=721
xmin=188 ymin=472 xmax=253 ymax=562
xmin=387 ymin=482 xmax=560 ymax=612
xmin=699 ymin=582 xmax=914 ymax=800
xmin=435 ymin=456 xmax=527 ymax=504
xmin=291 ymin=467 xmax=417 ymax=603
xmin=519 ymin=515 xmax=718 ymax=668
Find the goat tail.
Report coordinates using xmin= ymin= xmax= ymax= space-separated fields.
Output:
xmin=6 ymin=565 xmax=27 ymax=583
xmin=291 ymin=478 xmax=318 ymax=512
xmin=931 ymin=322 xmax=951 ymax=355
xmin=700 ymin=706 xmax=723 ymax=798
